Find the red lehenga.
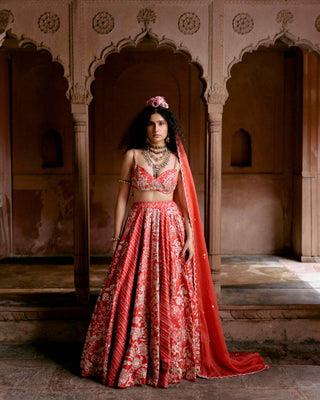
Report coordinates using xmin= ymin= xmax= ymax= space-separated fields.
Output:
xmin=80 ymin=138 xmax=268 ymax=388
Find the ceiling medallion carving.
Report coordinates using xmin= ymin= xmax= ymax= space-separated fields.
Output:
xmin=92 ymin=11 xmax=114 ymax=35
xmin=232 ymin=13 xmax=254 ymax=35
xmin=137 ymin=8 xmax=156 ymax=32
xmin=315 ymin=15 xmax=320 ymax=32
xmin=0 ymin=9 xmax=14 ymax=34
xmin=38 ymin=12 xmax=60 ymax=34
xmin=276 ymin=10 xmax=294 ymax=31
xmin=178 ymin=12 xmax=200 ymax=35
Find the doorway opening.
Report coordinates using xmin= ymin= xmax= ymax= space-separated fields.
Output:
xmin=222 ymin=41 xmax=303 ymax=257
xmin=0 ymin=38 xmax=73 ymax=259
xmin=0 ymin=37 xmax=76 ymax=305
xmin=88 ymin=38 xmax=207 ymax=256
xmin=221 ymin=41 xmax=320 ymax=306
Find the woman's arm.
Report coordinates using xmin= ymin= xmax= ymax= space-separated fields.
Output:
xmin=174 ymin=172 xmax=194 ymax=263
xmin=112 ymin=150 xmax=134 ymax=253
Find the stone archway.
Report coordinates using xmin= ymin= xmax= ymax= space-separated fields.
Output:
xmin=222 ymin=35 xmax=320 ymax=261
xmin=69 ymin=32 xmax=223 ymax=304
xmin=0 ymin=36 xmax=72 ymax=259
xmin=88 ymin=38 xmax=207 ymax=256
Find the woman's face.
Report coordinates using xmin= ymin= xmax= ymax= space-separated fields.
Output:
xmin=147 ymin=113 xmax=168 ymax=146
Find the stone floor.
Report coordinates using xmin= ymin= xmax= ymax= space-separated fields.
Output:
xmin=220 ymin=255 xmax=320 ymax=305
xmin=0 ymin=257 xmax=320 ymax=398
xmin=1 ymin=255 xmax=320 ymax=305
xmin=0 ymin=343 xmax=320 ymax=400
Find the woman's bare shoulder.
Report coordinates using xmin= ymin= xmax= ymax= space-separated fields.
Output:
xmin=125 ymin=148 xmax=143 ymax=156
xmin=120 ymin=150 xmax=135 ymax=169
xmin=172 ymin=152 xmax=181 ymax=172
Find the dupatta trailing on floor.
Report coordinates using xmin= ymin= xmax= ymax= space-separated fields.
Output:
xmin=176 ymin=135 xmax=268 ymax=377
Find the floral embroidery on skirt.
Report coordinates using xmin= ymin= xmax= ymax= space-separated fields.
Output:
xmin=81 ymin=201 xmax=200 ymax=388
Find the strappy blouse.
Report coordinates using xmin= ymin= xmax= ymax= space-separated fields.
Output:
xmin=131 ymin=150 xmax=179 ymax=195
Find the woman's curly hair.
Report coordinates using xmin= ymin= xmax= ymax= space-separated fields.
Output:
xmin=119 ymin=106 xmax=185 ymax=153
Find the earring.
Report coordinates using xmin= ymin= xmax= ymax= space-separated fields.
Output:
xmin=165 ymin=136 xmax=170 ymax=143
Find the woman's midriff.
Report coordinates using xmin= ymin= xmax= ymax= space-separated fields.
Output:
xmin=132 ymin=189 xmax=174 ymax=203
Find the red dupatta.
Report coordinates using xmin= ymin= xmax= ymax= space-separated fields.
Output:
xmin=176 ymin=135 xmax=268 ymax=378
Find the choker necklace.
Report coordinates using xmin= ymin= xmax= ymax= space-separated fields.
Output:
xmin=148 ymin=143 xmax=166 ymax=150
xmin=146 ymin=143 xmax=167 ymax=162
xmin=143 ymin=146 xmax=170 ymax=178
xmin=148 ymin=147 xmax=167 ymax=157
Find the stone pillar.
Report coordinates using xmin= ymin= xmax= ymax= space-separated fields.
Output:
xmin=300 ymin=50 xmax=320 ymax=261
xmin=71 ymin=99 xmax=90 ymax=304
xmin=0 ymin=52 xmax=12 ymax=258
xmin=206 ymin=101 xmax=223 ymax=301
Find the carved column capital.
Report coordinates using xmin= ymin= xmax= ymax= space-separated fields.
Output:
xmin=0 ymin=9 xmax=14 ymax=34
xmin=206 ymin=82 xmax=228 ymax=106
xmin=0 ymin=31 xmax=5 ymax=47
xmin=0 ymin=8 xmax=14 ymax=47
xmin=67 ymin=83 xmax=92 ymax=105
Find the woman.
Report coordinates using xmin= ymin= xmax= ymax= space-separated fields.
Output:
xmin=81 ymin=96 xmax=268 ymax=388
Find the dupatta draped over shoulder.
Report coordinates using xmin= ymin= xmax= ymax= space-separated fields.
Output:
xmin=176 ymin=135 xmax=268 ymax=378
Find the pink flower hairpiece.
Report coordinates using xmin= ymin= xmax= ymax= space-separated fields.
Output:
xmin=146 ymin=96 xmax=169 ymax=109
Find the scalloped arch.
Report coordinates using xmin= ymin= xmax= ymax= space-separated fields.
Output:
xmin=225 ymin=30 xmax=320 ymax=101
xmin=86 ymin=31 xmax=207 ymax=98
xmin=0 ymin=32 xmax=69 ymax=85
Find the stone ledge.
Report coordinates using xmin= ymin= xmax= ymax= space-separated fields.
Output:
xmin=0 ymin=306 xmax=92 ymax=321
xmin=0 ymin=304 xmax=319 ymax=322
xmin=300 ymin=256 xmax=320 ymax=262
xmin=219 ymin=304 xmax=320 ymax=320
xmin=0 ymin=304 xmax=319 ymax=344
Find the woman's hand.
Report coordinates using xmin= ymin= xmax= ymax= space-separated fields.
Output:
xmin=181 ymin=236 xmax=194 ymax=263
xmin=174 ymin=172 xmax=194 ymax=264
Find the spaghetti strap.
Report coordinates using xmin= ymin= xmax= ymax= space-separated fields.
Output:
xmin=174 ymin=154 xmax=178 ymax=169
xmin=132 ymin=149 xmax=137 ymax=166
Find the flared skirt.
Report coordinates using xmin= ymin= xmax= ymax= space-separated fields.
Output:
xmin=81 ymin=201 xmax=200 ymax=388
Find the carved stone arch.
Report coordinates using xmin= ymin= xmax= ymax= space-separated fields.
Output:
xmin=83 ymin=29 xmax=222 ymax=301
xmin=0 ymin=31 xmax=70 ymax=89
xmin=0 ymin=30 xmax=73 ymax=259
xmin=85 ymin=30 xmax=208 ymax=103
xmin=225 ymin=30 xmax=320 ymax=101
xmin=222 ymin=28 xmax=320 ymax=261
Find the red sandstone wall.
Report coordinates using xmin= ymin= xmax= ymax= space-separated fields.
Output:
xmin=10 ymin=50 xmax=74 ymax=255
xmin=2 ymin=45 xmax=306 ymax=257
xmin=1 ymin=47 xmax=205 ymax=257
xmin=222 ymin=46 xmax=302 ymax=254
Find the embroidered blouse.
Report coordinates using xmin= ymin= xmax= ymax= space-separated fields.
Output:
xmin=131 ymin=150 xmax=179 ymax=195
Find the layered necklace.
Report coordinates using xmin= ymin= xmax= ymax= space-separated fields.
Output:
xmin=142 ymin=143 xmax=170 ymax=178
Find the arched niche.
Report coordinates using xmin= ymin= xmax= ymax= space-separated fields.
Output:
xmin=231 ymin=129 xmax=252 ymax=167
xmin=88 ymin=36 xmax=207 ymax=255
xmin=41 ymin=129 xmax=64 ymax=168
xmin=0 ymin=35 xmax=73 ymax=257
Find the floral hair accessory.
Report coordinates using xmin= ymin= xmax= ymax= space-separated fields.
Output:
xmin=146 ymin=96 xmax=169 ymax=109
